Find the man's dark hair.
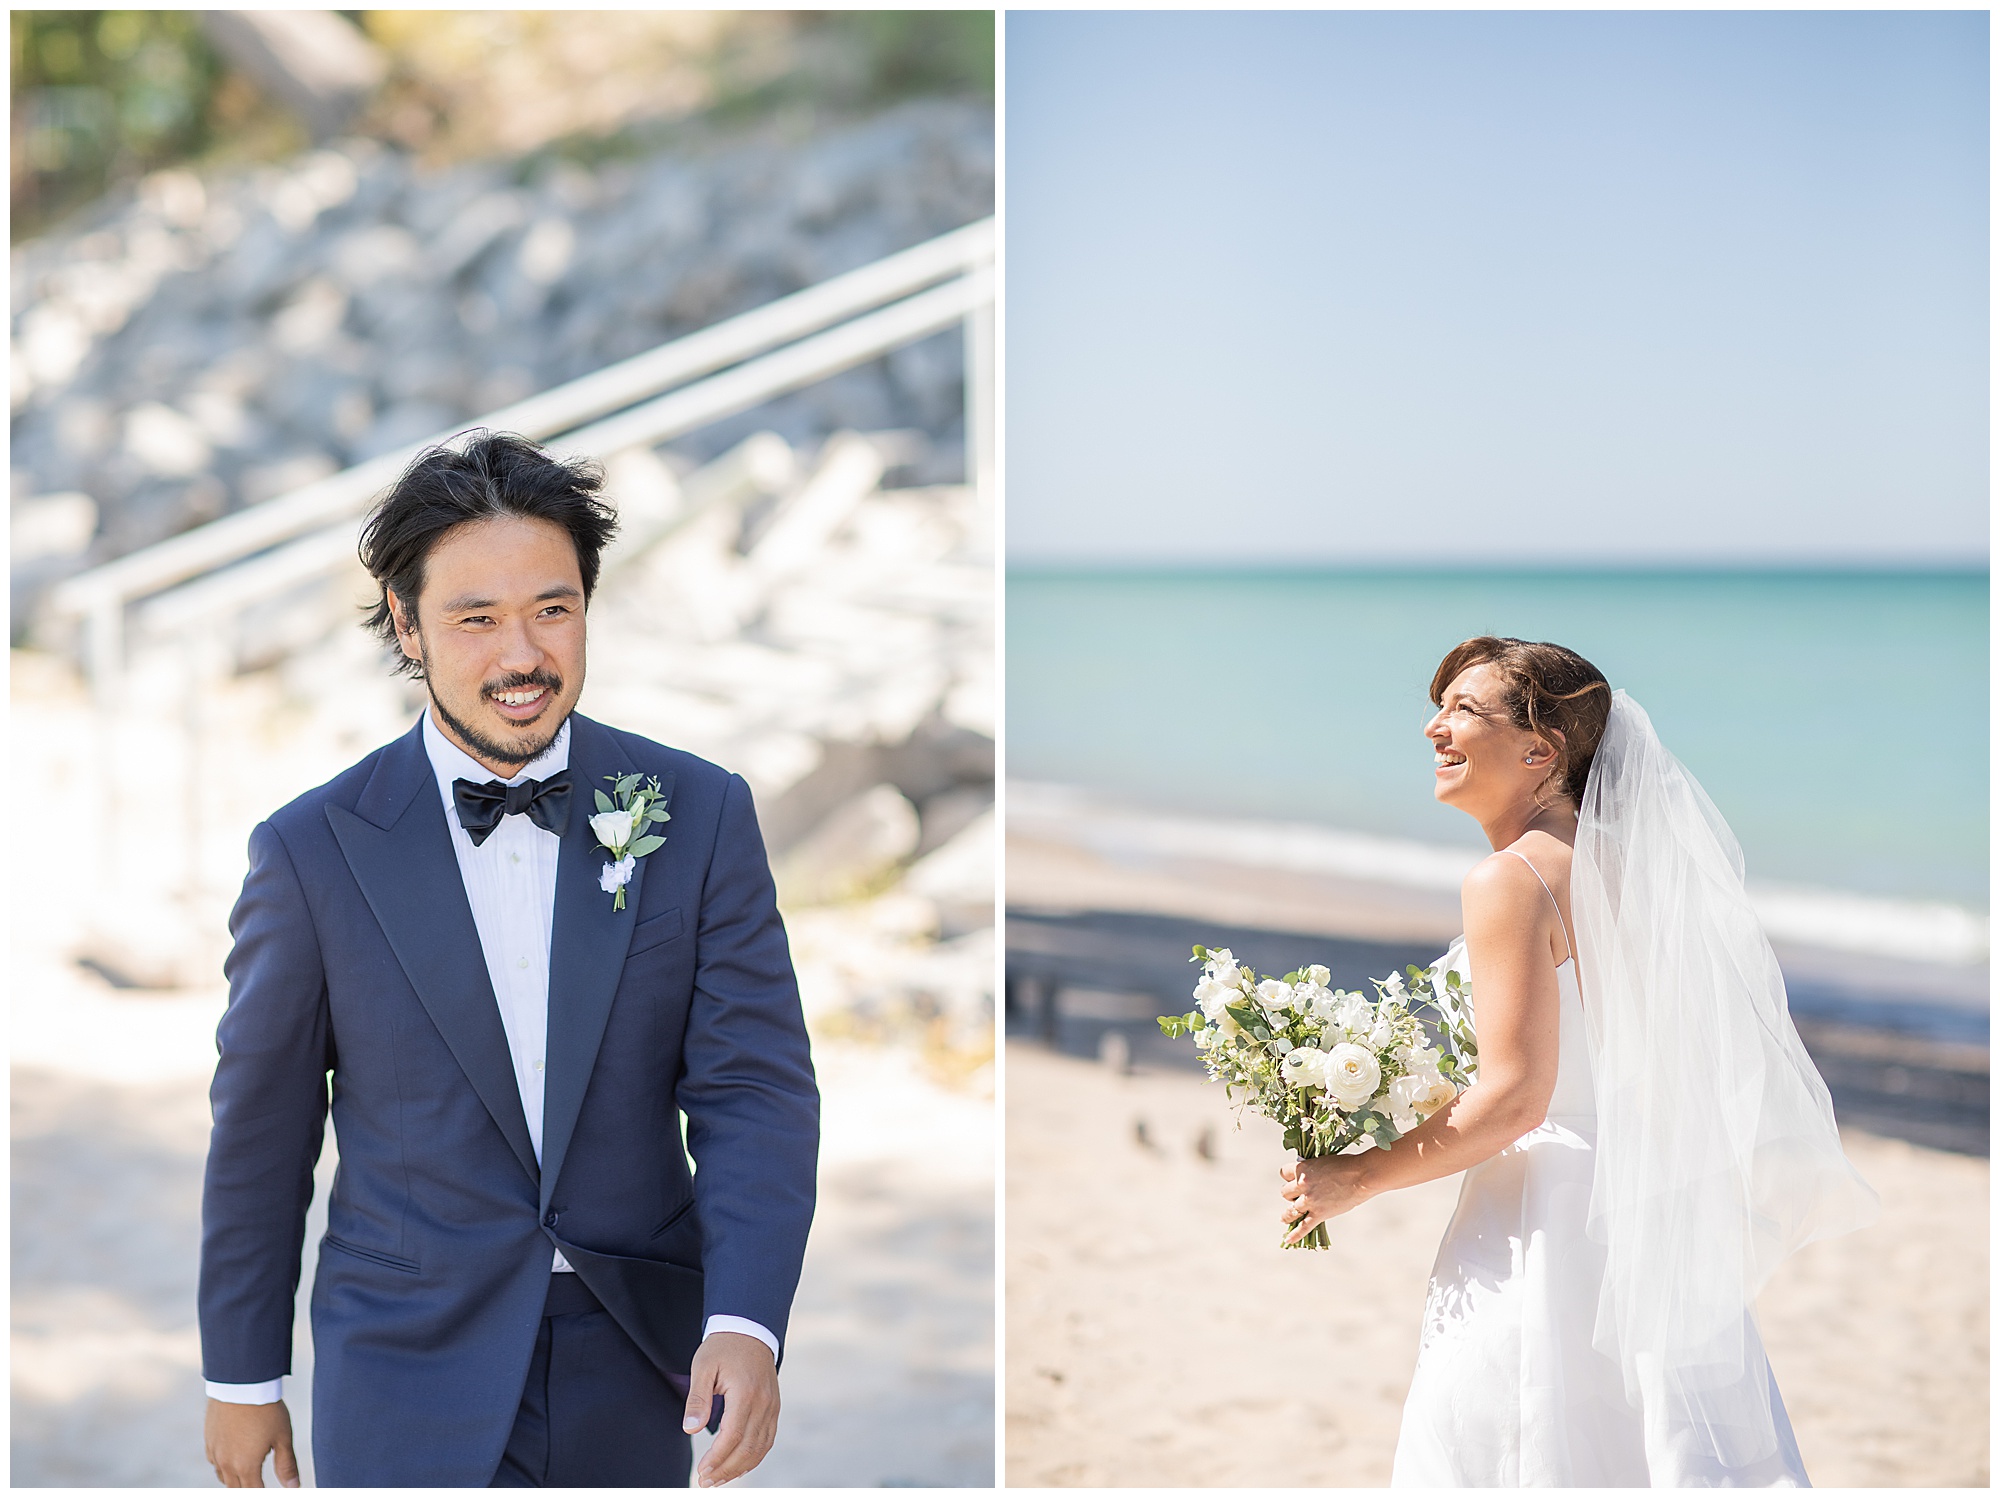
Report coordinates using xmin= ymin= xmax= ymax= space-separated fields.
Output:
xmin=358 ymin=430 xmax=619 ymax=679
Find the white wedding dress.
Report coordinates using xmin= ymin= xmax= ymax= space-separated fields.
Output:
xmin=1390 ymin=856 xmax=1811 ymax=1488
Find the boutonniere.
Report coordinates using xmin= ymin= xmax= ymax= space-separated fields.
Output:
xmin=589 ymin=773 xmax=670 ymax=911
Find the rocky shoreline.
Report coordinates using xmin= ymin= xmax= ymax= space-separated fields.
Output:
xmin=11 ymin=99 xmax=993 ymax=630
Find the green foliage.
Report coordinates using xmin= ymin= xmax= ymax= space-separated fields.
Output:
xmin=831 ymin=10 xmax=993 ymax=102
xmin=11 ymin=11 xmax=230 ymax=237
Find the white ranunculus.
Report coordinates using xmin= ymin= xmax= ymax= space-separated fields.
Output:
xmin=589 ymin=806 xmax=641 ymax=850
xmin=1255 ymin=978 xmax=1295 ymax=1013
xmin=1280 ymin=1046 xmax=1328 ymax=1090
xmin=1322 ymin=1043 xmax=1382 ymax=1109
xmin=1306 ymin=964 xmax=1331 ymax=988
xmin=1386 ymin=1073 xmax=1432 ymax=1132
xmin=598 ymin=854 xmax=637 ymax=893
xmin=1402 ymin=1067 xmax=1457 ymax=1118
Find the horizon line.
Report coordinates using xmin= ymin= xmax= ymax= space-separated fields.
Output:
xmin=1006 ymin=557 xmax=1991 ymax=576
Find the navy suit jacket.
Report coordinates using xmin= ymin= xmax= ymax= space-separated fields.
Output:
xmin=198 ymin=712 xmax=819 ymax=1486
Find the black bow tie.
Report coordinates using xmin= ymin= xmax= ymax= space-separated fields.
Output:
xmin=452 ymin=770 xmax=573 ymax=846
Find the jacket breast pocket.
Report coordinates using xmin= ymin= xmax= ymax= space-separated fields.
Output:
xmin=627 ymin=906 xmax=684 ymax=959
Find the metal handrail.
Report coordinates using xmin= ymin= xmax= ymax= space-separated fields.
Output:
xmin=135 ymin=268 xmax=992 ymax=637
xmin=50 ymin=218 xmax=994 ymax=626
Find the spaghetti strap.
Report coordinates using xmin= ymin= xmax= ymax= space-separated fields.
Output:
xmin=1503 ymin=848 xmax=1574 ymax=967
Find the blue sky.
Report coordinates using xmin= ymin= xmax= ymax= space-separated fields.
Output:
xmin=1006 ymin=11 xmax=1989 ymax=564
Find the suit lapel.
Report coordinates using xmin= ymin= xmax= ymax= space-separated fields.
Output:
xmin=326 ymin=719 xmax=540 ymax=1187
xmin=539 ymin=714 xmax=676 ymax=1215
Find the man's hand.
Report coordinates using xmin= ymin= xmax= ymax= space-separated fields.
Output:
xmin=683 ymin=1331 xmax=779 ymax=1488
xmin=204 ymin=1398 xmax=299 ymax=1488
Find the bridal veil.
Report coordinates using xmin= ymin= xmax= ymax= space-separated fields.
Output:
xmin=1570 ymin=691 xmax=1880 ymax=1474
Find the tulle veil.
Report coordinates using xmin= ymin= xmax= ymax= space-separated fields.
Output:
xmin=1571 ymin=690 xmax=1880 ymax=1469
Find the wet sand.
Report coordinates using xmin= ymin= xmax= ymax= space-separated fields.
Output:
xmin=1004 ymin=1040 xmax=1989 ymax=1488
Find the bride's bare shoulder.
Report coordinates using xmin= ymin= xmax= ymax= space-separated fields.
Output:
xmin=1509 ymin=828 xmax=1574 ymax=881
xmin=1459 ymin=848 xmax=1550 ymax=920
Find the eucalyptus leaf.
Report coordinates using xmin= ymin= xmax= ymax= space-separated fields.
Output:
xmin=627 ymin=834 xmax=666 ymax=859
xmin=593 ymin=789 xmax=614 ymax=814
xmin=616 ymin=773 xmax=641 ymax=798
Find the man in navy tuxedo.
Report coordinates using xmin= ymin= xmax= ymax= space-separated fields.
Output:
xmin=199 ymin=432 xmax=818 ymax=1487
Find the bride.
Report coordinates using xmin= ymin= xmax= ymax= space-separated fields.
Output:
xmin=1278 ymin=636 xmax=1879 ymax=1487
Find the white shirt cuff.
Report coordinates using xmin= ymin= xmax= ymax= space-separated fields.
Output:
xmin=703 ymin=1315 xmax=780 ymax=1361
xmin=206 ymin=1377 xmax=284 ymax=1404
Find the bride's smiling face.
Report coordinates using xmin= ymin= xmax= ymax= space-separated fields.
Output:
xmin=1425 ymin=663 xmax=1559 ymax=818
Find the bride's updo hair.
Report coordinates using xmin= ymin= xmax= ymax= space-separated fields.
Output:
xmin=1430 ymin=637 xmax=1612 ymax=805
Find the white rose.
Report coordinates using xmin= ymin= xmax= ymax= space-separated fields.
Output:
xmin=598 ymin=853 xmax=637 ymax=893
xmin=1306 ymin=964 xmax=1331 ymax=988
xmin=1255 ymin=978 xmax=1295 ymax=1013
xmin=1322 ymin=1043 xmax=1382 ymax=1109
xmin=1281 ymin=1046 xmax=1328 ymax=1090
xmin=589 ymin=806 xmax=641 ymax=850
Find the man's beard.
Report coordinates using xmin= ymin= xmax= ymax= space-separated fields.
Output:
xmin=429 ymin=668 xmax=569 ymax=770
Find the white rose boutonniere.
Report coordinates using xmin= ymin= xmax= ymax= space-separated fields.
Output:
xmin=591 ymin=772 xmax=670 ymax=911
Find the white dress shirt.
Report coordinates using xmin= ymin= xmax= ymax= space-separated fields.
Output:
xmin=208 ymin=710 xmax=775 ymax=1404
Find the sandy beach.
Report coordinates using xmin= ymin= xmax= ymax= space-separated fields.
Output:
xmin=1003 ymin=1039 xmax=1988 ymax=1487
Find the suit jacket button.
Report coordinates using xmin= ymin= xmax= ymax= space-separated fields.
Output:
xmin=544 ymin=1211 xmax=559 ymax=1228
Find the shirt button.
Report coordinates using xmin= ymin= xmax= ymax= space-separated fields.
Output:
xmin=517 ymin=957 xmax=529 ymax=969
xmin=510 ymin=852 xmax=520 ymax=864
xmin=544 ymin=1211 xmax=559 ymax=1228
xmin=534 ymin=1060 xmax=544 ymax=1071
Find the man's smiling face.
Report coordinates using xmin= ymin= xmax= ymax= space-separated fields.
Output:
xmin=391 ymin=513 xmax=588 ymax=776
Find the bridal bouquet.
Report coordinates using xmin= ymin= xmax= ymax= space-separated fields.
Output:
xmin=1158 ymin=945 xmax=1478 ymax=1249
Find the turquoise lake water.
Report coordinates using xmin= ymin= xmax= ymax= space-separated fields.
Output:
xmin=1007 ymin=569 xmax=1990 ymax=906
